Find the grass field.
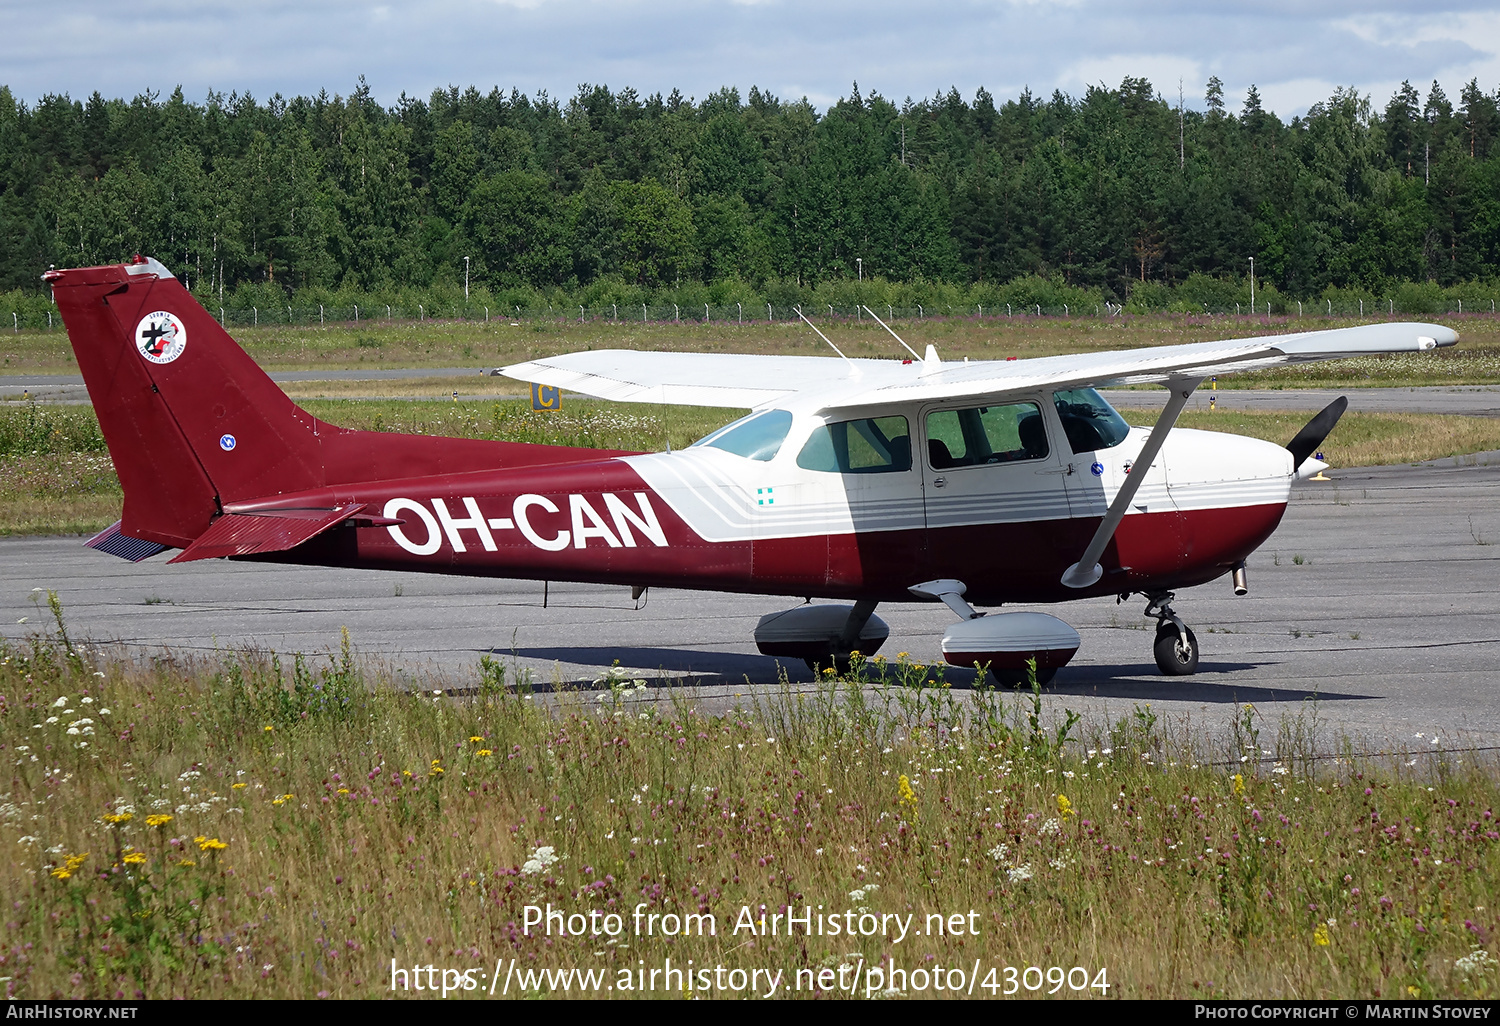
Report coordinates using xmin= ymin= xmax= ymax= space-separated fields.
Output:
xmin=5 ymin=312 xmax=1500 ymax=389
xmin=4 ymin=400 xmax=1499 ymax=538
xmin=2 ymin=614 xmax=1497 ymax=1000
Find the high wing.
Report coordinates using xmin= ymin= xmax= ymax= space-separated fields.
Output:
xmin=502 ymin=321 xmax=1457 ymax=412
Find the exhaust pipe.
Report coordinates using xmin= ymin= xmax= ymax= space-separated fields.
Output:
xmin=1231 ymin=561 xmax=1248 ymax=596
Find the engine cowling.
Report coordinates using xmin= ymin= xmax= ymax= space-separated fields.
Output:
xmin=754 ymin=604 xmax=890 ymax=661
xmin=941 ymin=612 xmax=1080 ymax=671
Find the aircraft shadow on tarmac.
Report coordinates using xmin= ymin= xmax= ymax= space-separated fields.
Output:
xmin=488 ymin=646 xmax=1375 ymax=704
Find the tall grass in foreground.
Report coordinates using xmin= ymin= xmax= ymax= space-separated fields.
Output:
xmin=2 ymin=604 xmax=1498 ymax=1000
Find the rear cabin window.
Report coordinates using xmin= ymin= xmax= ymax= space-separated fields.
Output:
xmin=925 ymin=403 xmax=1048 ymax=469
xmin=1052 ymin=388 xmax=1131 ymax=453
xmin=691 ymin=409 xmax=793 ymax=461
xmin=796 ymin=416 xmax=912 ymax=474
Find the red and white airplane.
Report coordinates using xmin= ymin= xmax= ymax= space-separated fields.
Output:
xmin=50 ymin=255 xmax=1457 ymax=681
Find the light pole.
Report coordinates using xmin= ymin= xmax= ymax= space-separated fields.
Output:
xmin=1248 ymin=257 xmax=1254 ymax=317
xmin=856 ymin=257 xmax=862 ymax=282
xmin=464 ymin=256 xmax=470 ymax=300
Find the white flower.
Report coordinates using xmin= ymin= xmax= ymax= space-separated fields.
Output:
xmin=987 ymin=843 xmax=1009 ymax=862
xmin=45 ymin=717 xmax=58 ymax=725
xmin=520 ymin=845 xmax=562 ymax=876
xmin=81 ymin=697 xmax=94 ymax=704
xmin=66 ymin=727 xmax=80 ymax=736
xmin=100 ymin=709 xmax=110 ymax=716
xmin=1039 ymin=818 xmax=1061 ymax=836
xmin=1006 ymin=864 xmax=1034 ymax=883
xmin=1456 ymin=947 xmax=1499 ymax=980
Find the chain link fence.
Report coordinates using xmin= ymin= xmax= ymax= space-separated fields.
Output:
xmin=7 ymin=298 xmax=1500 ymax=333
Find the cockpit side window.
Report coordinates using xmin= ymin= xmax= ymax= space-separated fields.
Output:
xmin=796 ymin=416 xmax=912 ymax=474
xmin=691 ymin=409 xmax=793 ymax=461
xmin=925 ymin=403 xmax=1048 ymax=469
xmin=1052 ymin=388 xmax=1131 ymax=453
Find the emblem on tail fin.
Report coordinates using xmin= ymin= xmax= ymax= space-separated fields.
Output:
xmin=134 ymin=311 xmax=187 ymax=364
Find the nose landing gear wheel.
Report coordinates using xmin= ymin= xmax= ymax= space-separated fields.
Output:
xmin=1153 ymin=624 xmax=1199 ymax=675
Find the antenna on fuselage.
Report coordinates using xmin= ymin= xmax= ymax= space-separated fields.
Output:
xmin=795 ymin=306 xmax=850 ymax=362
xmin=860 ymin=305 xmax=922 ymax=361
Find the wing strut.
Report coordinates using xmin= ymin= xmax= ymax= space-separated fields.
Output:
xmin=794 ymin=307 xmax=850 ymax=361
xmin=1061 ymin=376 xmax=1203 ymax=589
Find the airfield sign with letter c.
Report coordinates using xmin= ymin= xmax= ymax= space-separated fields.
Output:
xmin=531 ymin=383 xmax=561 ymax=411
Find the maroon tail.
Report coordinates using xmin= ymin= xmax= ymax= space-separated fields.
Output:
xmin=49 ymin=256 xmax=619 ymax=549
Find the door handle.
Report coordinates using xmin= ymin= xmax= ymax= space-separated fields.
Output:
xmin=932 ymin=476 xmax=947 ymax=488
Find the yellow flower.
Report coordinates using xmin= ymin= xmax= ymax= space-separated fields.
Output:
xmin=337 ymin=787 xmax=350 ymax=794
xmin=122 ymin=852 xmax=147 ymax=866
xmin=145 ymin=814 xmax=173 ymax=827
xmin=271 ymin=793 xmax=294 ymax=806
xmin=1057 ymin=794 xmax=1074 ymax=819
xmin=1313 ymin=923 xmax=1330 ymax=947
xmin=196 ymin=837 xmax=227 ymax=852
xmin=897 ymin=774 xmax=918 ymax=810
xmin=103 ymin=811 xmax=133 ymax=824
xmin=177 ymin=858 xmax=196 ymax=867
xmin=468 ymin=736 xmax=484 ymax=743
xmin=50 ymin=853 xmax=88 ymax=880
xmin=232 ymin=782 xmax=247 ymax=790
xmin=1232 ymin=773 xmax=1246 ymax=798
xmin=402 ymin=770 xmax=413 ymax=777
xmin=476 ymin=749 xmax=493 ymax=757
xmin=264 ymin=725 xmax=274 ymax=732
xmin=429 ymin=759 xmax=445 ymax=776
xmin=1406 ymin=986 xmax=1420 ymax=998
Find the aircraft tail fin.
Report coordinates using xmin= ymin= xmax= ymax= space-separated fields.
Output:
xmin=49 ymin=256 xmax=615 ymax=551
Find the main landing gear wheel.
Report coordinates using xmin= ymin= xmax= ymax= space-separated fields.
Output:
xmin=1153 ymin=624 xmax=1199 ymax=675
xmin=992 ymin=665 xmax=1058 ymax=687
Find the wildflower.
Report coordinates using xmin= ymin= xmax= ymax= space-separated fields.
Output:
xmin=195 ymin=836 xmax=228 ymax=852
xmin=52 ymin=697 xmax=67 ymax=708
xmin=897 ymin=774 xmax=917 ymax=811
xmin=177 ymin=858 xmax=196 ymax=867
xmin=469 ymin=736 xmax=484 ymax=743
xmin=1232 ymin=773 xmax=1245 ymax=798
xmin=849 ymin=884 xmax=878 ymax=901
xmin=1039 ymin=817 xmax=1062 ymax=836
xmin=271 ymin=794 xmax=295 ymax=806
xmin=1006 ymin=865 xmax=1034 ymax=883
xmin=987 ymin=843 xmax=1009 ymax=862
xmin=1313 ymin=923 xmax=1330 ymax=947
xmin=264 ymin=725 xmax=273 ymax=732
xmin=520 ymin=846 xmax=562 ymax=876
xmin=232 ymin=782 xmax=246 ymax=789
xmin=50 ymin=852 xmax=88 ymax=880
xmin=145 ymin=814 xmax=173 ymax=827
xmin=122 ymin=852 xmax=147 ymax=866
xmin=476 ymin=749 xmax=493 ymax=757
xmin=429 ymin=759 xmax=445 ymax=776
xmin=1056 ymin=794 xmax=1074 ymax=819
xmin=102 ymin=811 xmax=133 ymax=825
xmin=1455 ymin=947 xmax=1498 ymax=981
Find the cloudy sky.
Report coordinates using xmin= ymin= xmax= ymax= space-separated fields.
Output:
xmin=5 ymin=0 xmax=1498 ymax=116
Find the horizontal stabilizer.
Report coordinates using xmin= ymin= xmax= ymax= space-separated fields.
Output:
xmin=168 ymin=503 xmax=369 ymax=563
xmin=84 ymin=521 xmax=170 ymax=562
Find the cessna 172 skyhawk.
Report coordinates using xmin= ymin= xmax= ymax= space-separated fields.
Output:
xmin=51 ymin=255 xmax=1457 ymax=681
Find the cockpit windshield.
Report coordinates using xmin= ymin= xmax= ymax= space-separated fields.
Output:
xmin=690 ymin=409 xmax=793 ymax=461
xmin=1052 ymin=388 xmax=1131 ymax=453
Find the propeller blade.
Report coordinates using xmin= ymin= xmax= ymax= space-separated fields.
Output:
xmin=1286 ymin=396 xmax=1348 ymax=470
